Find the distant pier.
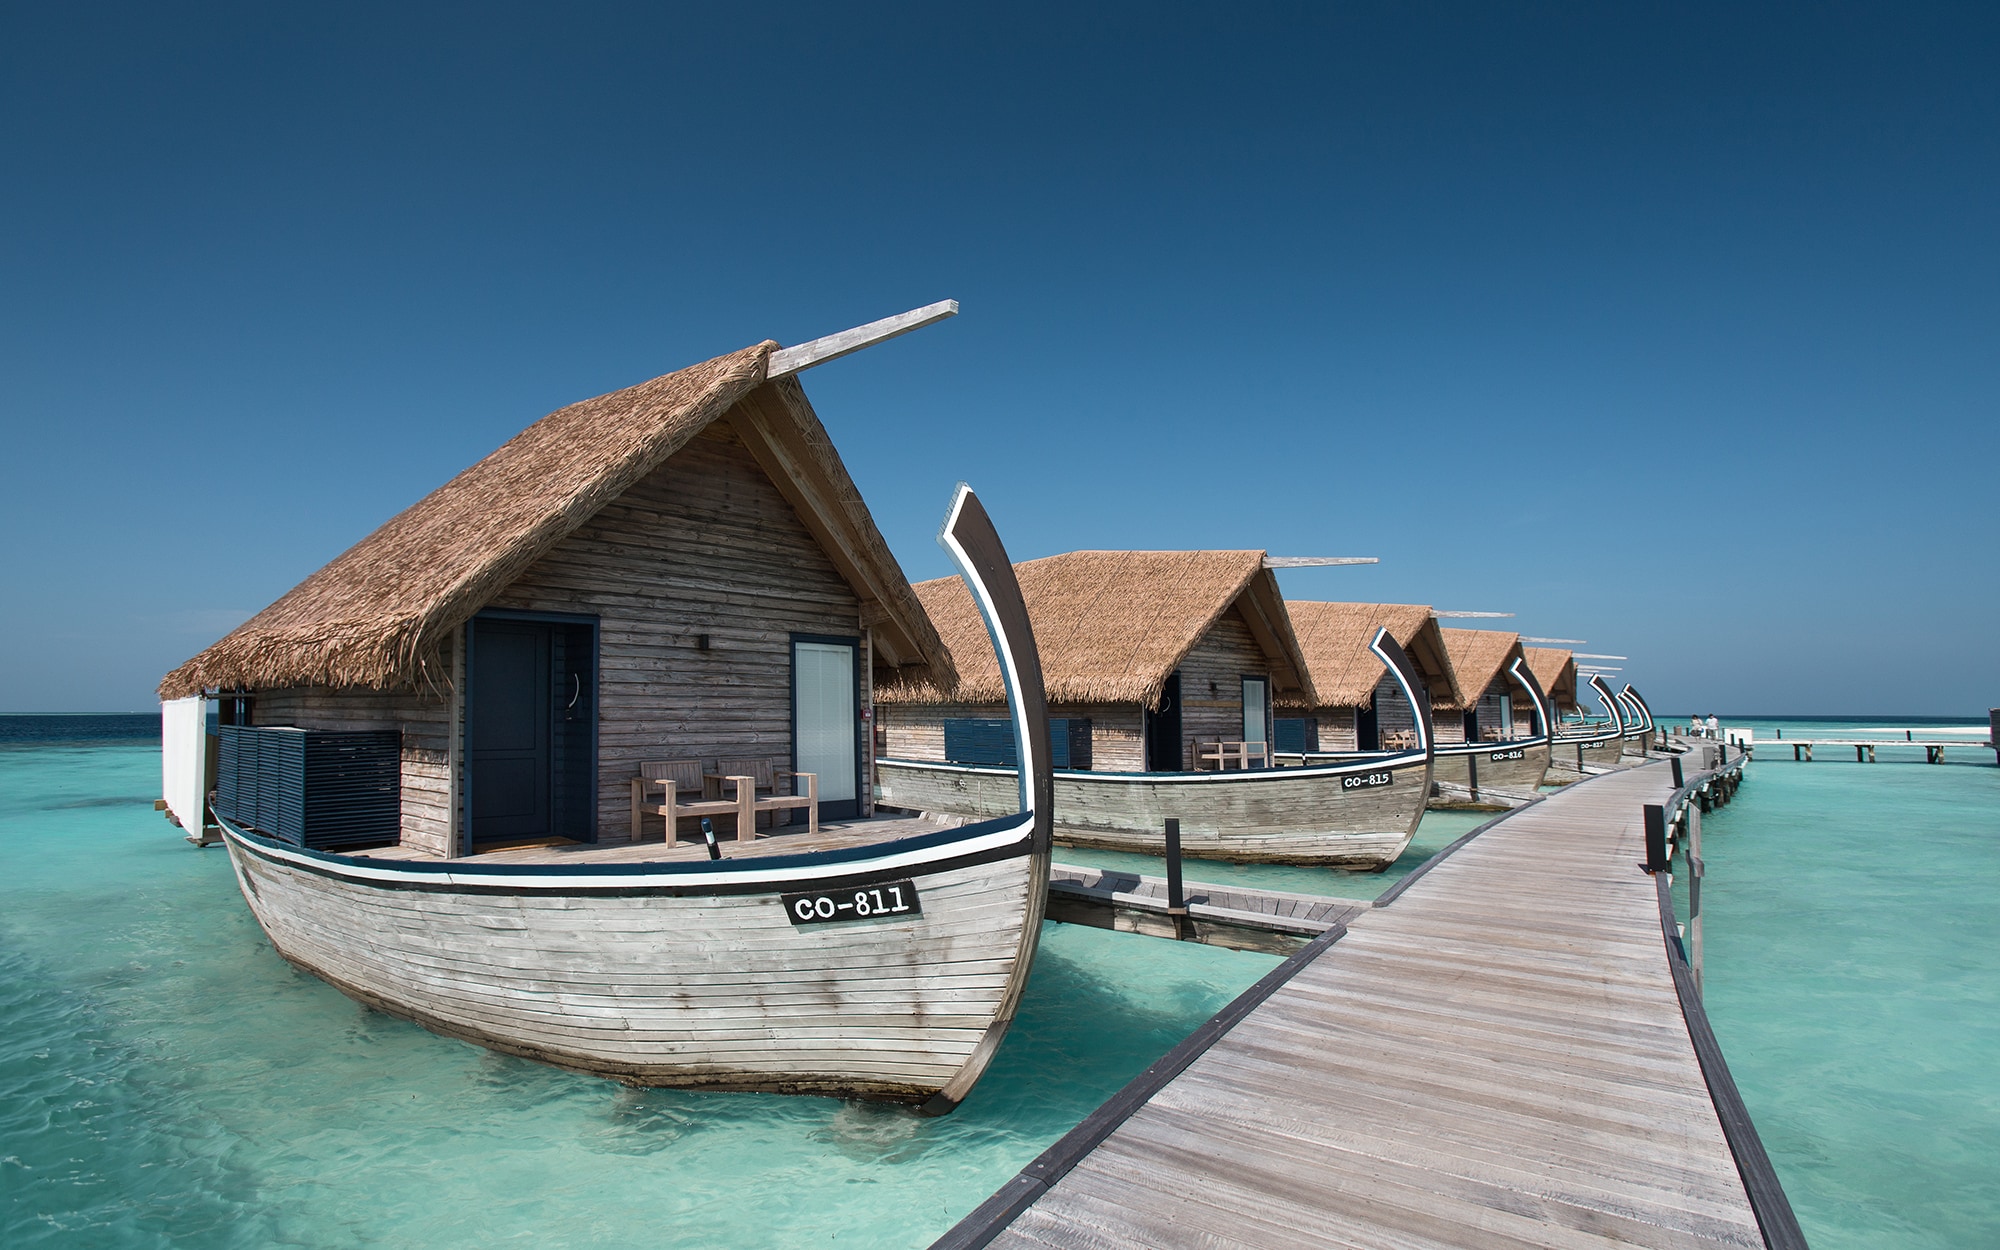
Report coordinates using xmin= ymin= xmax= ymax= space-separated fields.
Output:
xmin=1745 ymin=734 xmax=1995 ymax=765
xmin=938 ymin=749 xmax=1803 ymax=1250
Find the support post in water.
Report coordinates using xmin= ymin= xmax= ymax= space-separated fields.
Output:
xmin=1642 ymin=804 xmax=1670 ymax=874
xmin=1163 ymin=817 xmax=1192 ymax=942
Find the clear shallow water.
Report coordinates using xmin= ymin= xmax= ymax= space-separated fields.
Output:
xmin=0 ymin=738 xmax=1280 ymax=1249
xmin=1670 ymin=718 xmax=1998 ymax=1249
xmin=10 ymin=717 xmax=1996 ymax=1248
xmin=1052 ymin=807 xmax=1494 ymax=901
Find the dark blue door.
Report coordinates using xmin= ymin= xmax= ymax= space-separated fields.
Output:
xmin=1144 ymin=672 xmax=1183 ymax=772
xmin=470 ymin=621 xmax=552 ymax=842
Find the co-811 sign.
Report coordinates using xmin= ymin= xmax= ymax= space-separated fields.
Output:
xmin=782 ymin=880 xmax=922 ymax=927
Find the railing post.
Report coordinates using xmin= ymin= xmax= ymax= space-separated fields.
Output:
xmin=1163 ymin=817 xmax=1190 ymax=941
xmin=1688 ymin=803 xmax=1704 ymax=996
xmin=1642 ymin=804 xmax=1670 ymax=874
xmin=1670 ymin=754 xmax=1684 ymax=789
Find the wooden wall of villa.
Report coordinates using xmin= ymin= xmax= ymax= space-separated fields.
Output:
xmin=247 ymin=420 xmax=877 ymax=857
xmin=251 ymin=682 xmax=456 ymax=855
xmin=1430 ymin=685 xmax=1535 ymax=744
xmin=880 ymin=702 xmax=1146 ymax=772
xmin=879 ymin=603 xmax=1278 ymax=772
xmin=1304 ymin=670 xmax=1427 ymax=752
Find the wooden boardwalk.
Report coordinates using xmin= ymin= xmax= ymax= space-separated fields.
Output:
xmin=939 ymin=760 xmax=1798 ymax=1250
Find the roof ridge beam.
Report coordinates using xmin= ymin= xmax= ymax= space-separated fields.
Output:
xmin=766 ymin=301 xmax=959 ymax=379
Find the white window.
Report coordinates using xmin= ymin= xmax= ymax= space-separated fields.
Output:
xmin=1242 ymin=677 xmax=1269 ymax=748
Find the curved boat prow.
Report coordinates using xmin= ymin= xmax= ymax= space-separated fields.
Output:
xmin=1618 ymin=683 xmax=1656 ymax=753
xmin=1623 ymin=684 xmax=1656 ymax=738
xmin=1507 ymin=655 xmax=1553 ymax=746
xmin=1590 ymin=674 xmax=1630 ymax=740
xmin=1369 ymin=625 xmax=1434 ymax=761
xmin=919 ymin=484 xmax=1052 ymax=1114
xmin=935 ymin=484 xmax=1052 ymax=851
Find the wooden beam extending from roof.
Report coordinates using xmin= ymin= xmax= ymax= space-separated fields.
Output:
xmin=1434 ymin=610 xmax=1516 ymax=618
xmin=1573 ymin=653 xmax=1627 ymax=660
xmin=766 ymin=300 xmax=959 ymax=379
xmin=1524 ymin=636 xmax=1587 ymax=644
xmin=1262 ymin=556 xmax=1379 ymax=568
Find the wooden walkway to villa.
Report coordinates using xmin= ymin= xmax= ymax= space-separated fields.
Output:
xmin=936 ymin=756 xmax=1803 ymax=1250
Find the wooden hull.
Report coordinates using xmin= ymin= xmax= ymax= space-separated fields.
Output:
xmin=875 ymin=754 xmax=1431 ymax=869
xmin=1556 ymin=733 xmax=1626 ymax=767
xmin=1427 ymin=739 xmax=1551 ymax=803
xmin=219 ymin=815 xmax=1045 ymax=1107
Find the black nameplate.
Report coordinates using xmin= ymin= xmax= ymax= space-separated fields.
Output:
xmin=1341 ymin=770 xmax=1394 ymax=790
xmin=1489 ymin=748 xmax=1526 ymax=761
xmin=783 ymin=880 xmax=922 ymax=926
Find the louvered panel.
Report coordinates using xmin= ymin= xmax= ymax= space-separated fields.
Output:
xmin=1275 ymin=717 xmax=1312 ymax=754
xmin=941 ymin=717 xmax=1091 ymax=770
xmin=216 ymin=726 xmax=400 ymax=850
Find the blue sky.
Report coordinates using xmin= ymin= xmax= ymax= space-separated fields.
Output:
xmin=2 ymin=2 xmax=1994 ymax=715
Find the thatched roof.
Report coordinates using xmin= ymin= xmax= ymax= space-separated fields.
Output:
xmin=1279 ymin=601 xmax=1462 ymax=711
xmin=161 ymin=343 xmax=950 ymax=699
xmin=1434 ymin=628 xmax=1526 ymax=712
xmin=877 ymin=550 xmax=1315 ymax=709
xmin=1524 ymin=647 xmax=1579 ymax=710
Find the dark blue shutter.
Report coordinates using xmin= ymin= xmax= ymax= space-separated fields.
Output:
xmin=1065 ymin=718 xmax=1092 ymax=770
xmin=945 ymin=717 xmax=1092 ymax=769
xmin=216 ymin=726 xmax=400 ymax=849
xmin=944 ymin=718 xmax=1017 ymax=766
xmin=1274 ymin=718 xmax=1309 ymax=754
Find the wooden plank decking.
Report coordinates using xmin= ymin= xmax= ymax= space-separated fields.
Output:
xmin=941 ymin=760 xmax=1786 ymax=1250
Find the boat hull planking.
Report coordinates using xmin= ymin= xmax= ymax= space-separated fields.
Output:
xmin=1427 ymin=739 xmax=1551 ymax=801
xmin=221 ymin=820 xmax=1040 ymax=1102
xmin=875 ymin=754 xmax=1431 ymax=869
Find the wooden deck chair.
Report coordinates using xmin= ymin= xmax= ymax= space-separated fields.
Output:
xmin=714 ymin=758 xmax=819 ymax=837
xmin=630 ymin=759 xmax=753 ymax=844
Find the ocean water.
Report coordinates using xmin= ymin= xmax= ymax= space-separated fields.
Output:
xmin=0 ymin=729 xmax=1280 ymax=1249
xmin=8 ymin=717 xmax=1996 ymax=1247
xmin=1669 ymin=717 xmax=1998 ymax=1249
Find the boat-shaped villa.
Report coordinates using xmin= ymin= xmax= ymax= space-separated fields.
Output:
xmin=874 ymin=551 xmax=1436 ymax=868
xmin=156 ymin=309 xmax=1055 ymax=1111
xmin=1274 ymin=601 xmax=1460 ymax=758
xmin=1524 ymin=646 xmax=1580 ymax=722
xmin=1560 ymin=672 xmax=1635 ymax=767
xmin=1425 ymin=627 xmax=1553 ymax=805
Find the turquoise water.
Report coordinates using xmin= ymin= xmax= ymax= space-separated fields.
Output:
xmin=9 ymin=718 xmax=1997 ymax=1247
xmin=1670 ymin=717 xmax=1998 ymax=1249
xmin=0 ymin=737 xmax=1281 ymax=1249
xmin=1053 ymin=808 xmax=1495 ymax=901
